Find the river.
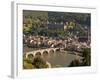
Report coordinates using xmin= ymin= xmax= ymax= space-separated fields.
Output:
xmin=48 ymin=51 xmax=82 ymax=67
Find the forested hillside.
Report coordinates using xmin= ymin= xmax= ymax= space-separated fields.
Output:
xmin=23 ymin=10 xmax=91 ymax=37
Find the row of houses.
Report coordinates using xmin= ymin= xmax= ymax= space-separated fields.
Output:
xmin=23 ymin=35 xmax=90 ymax=52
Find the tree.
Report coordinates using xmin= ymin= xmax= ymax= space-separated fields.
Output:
xmin=32 ymin=57 xmax=48 ymax=68
xmin=82 ymin=48 xmax=91 ymax=66
xmin=68 ymin=59 xmax=83 ymax=67
xmin=23 ymin=56 xmax=34 ymax=69
xmin=68 ymin=48 xmax=91 ymax=67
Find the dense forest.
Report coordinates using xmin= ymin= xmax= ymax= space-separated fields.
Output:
xmin=23 ymin=10 xmax=90 ymax=25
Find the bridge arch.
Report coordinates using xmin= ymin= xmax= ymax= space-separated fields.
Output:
xmin=55 ymin=48 xmax=60 ymax=52
xmin=49 ymin=49 xmax=54 ymax=53
xmin=27 ymin=54 xmax=34 ymax=59
xmin=34 ymin=52 xmax=42 ymax=58
xmin=25 ymin=52 xmax=34 ymax=59
xmin=42 ymin=50 xmax=49 ymax=60
xmin=48 ymin=49 xmax=55 ymax=57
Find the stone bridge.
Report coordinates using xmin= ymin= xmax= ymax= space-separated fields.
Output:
xmin=25 ymin=48 xmax=64 ymax=58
